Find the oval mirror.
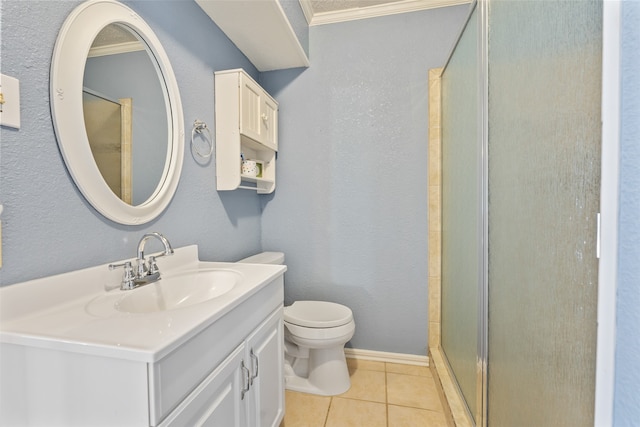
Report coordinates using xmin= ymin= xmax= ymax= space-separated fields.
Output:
xmin=51 ymin=0 xmax=184 ymax=225
xmin=84 ymin=23 xmax=169 ymax=206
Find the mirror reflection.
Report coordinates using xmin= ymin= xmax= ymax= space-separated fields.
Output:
xmin=83 ymin=23 xmax=169 ymax=206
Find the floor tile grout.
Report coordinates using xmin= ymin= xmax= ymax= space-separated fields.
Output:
xmin=323 ymin=397 xmax=331 ymax=427
xmin=385 ymin=370 xmax=389 ymax=427
xmin=283 ymin=361 xmax=447 ymax=427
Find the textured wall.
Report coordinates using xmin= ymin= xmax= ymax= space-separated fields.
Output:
xmin=259 ymin=5 xmax=469 ymax=355
xmin=614 ymin=1 xmax=640 ymax=424
xmin=0 ymin=0 xmax=263 ymax=286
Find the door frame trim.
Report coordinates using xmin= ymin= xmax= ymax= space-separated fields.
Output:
xmin=594 ymin=1 xmax=621 ymax=425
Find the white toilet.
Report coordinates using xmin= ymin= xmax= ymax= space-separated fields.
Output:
xmin=238 ymin=252 xmax=355 ymax=396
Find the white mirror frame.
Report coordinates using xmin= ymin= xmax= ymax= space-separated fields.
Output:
xmin=51 ymin=0 xmax=184 ymax=225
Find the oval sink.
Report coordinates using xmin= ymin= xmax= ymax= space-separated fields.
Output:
xmin=115 ymin=269 xmax=241 ymax=314
xmin=86 ymin=269 xmax=242 ymax=316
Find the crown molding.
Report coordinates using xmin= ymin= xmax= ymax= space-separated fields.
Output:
xmin=306 ymin=0 xmax=472 ymax=26
xmin=298 ymin=0 xmax=315 ymax=25
xmin=88 ymin=41 xmax=145 ymax=58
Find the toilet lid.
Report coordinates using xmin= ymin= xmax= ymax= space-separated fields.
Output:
xmin=284 ymin=301 xmax=353 ymax=328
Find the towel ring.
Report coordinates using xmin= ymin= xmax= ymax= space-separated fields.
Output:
xmin=191 ymin=119 xmax=213 ymax=158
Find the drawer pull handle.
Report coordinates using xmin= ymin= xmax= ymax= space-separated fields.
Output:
xmin=250 ymin=349 xmax=259 ymax=385
xmin=241 ymin=361 xmax=250 ymax=400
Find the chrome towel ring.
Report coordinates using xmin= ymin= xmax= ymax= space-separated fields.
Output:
xmin=191 ymin=119 xmax=213 ymax=158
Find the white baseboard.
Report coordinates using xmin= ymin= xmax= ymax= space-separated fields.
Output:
xmin=344 ymin=348 xmax=429 ymax=366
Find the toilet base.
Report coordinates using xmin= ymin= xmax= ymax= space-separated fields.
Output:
xmin=284 ymin=346 xmax=351 ymax=396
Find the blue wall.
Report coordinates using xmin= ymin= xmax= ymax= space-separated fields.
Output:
xmin=259 ymin=6 xmax=469 ymax=355
xmin=0 ymin=0 xmax=467 ymax=357
xmin=614 ymin=1 xmax=640 ymax=425
xmin=0 ymin=0 xmax=263 ymax=285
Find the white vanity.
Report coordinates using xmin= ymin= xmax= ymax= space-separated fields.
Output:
xmin=15 ymin=0 xmax=288 ymax=422
xmin=0 ymin=246 xmax=286 ymax=426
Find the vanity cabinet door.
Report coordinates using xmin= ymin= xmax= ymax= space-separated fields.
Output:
xmin=158 ymin=344 xmax=247 ymax=427
xmin=245 ymin=307 xmax=284 ymax=427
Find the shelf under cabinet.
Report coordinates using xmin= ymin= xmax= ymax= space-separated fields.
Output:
xmin=239 ymin=175 xmax=275 ymax=194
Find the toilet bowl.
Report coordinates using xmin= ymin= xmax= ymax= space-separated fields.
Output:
xmin=238 ymin=252 xmax=355 ymax=396
xmin=283 ymin=300 xmax=355 ymax=395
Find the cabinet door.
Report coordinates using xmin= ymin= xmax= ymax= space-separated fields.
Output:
xmin=159 ymin=344 xmax=247 ymax=427
xmin=246 ymin=308 xmax=284 ymax=427
xmin=239 ymin=74 xmax=263 ymax=144
xmin=261 ymin=96 xmax=278 ymax=151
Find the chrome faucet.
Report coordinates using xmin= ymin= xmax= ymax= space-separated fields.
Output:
xmin=109 ymin=232 xmax=174 ymax=290
xmin=136 ymin=232 xmax=174 ymax=275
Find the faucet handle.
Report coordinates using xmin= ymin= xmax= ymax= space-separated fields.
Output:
xmin=135 ymin=258 xmax=148 ymax=278
xmin=147 ymin=256 xmax=160 ymax=275
xmin=109 ymin=260 xmax=132 ymax=271
xmin=109 ymin=261 xmax=136 ymax=290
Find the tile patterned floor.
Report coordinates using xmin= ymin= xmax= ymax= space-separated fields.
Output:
xmin=280 ymin=358 xmax=449 ymax=427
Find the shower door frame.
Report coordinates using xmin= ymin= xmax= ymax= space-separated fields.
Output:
xmin=439 ymin=0 xmax=620 ymax=425
xmin=439 ymin=1 xmax=487 ymax=424
xmin=594 ymin=0 xmax=621 ymax=424
xmin=477 ymin=0 xmax=488 ymax=425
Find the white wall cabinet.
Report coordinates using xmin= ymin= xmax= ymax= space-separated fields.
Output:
xmin=215 ymin=69 xmax=278 ymax=194
xmin=195 ymin=0 xmax=310 ymax=72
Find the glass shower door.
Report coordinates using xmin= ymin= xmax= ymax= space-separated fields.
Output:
xmin=486 ymin=1 xmax=602 ymax=425
xmin=441 ymin=5 xmax=480 ymax=422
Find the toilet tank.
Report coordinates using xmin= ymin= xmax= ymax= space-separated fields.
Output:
xmin=237 ymin=252 xmax=285 ymax=265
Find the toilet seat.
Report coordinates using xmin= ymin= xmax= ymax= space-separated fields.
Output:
xmin=285 ymin=319 xmax=355 ymax=342
xmin=284 ymin=301 xmax=353 ymax=328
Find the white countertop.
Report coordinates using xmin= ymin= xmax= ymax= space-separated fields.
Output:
xmin=0 ymin=245 xmax=286 ymax=362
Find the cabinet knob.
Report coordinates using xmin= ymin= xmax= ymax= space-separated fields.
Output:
xmin=261 ymin=113 xmax=268 ymax=122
